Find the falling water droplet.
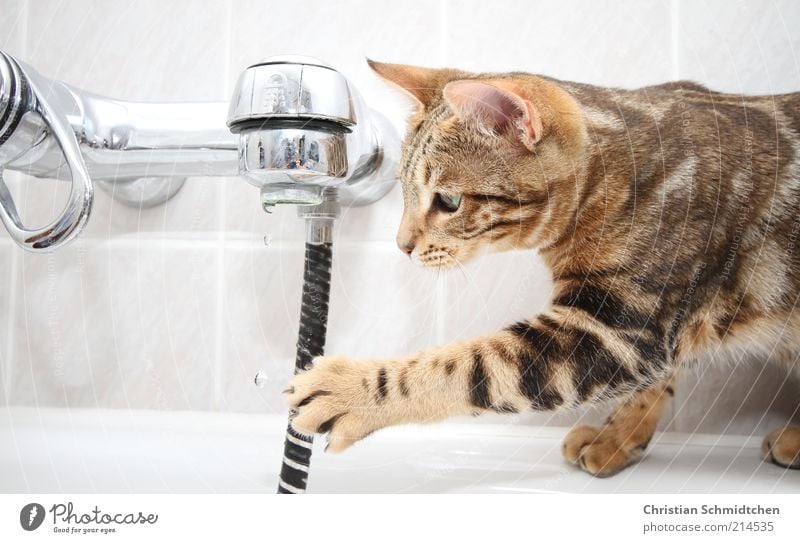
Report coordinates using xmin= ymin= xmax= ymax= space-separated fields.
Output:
xmin=263 ymin=234 xmax=272 ymax=247
xmin=254 ymin=371 xmax=268 ymax=388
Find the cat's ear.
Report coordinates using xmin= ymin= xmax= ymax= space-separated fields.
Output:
xmin=367 ymin=59 xmax=449 ymax=110
xmin=443 ymin=80 xmax=543 ymax=151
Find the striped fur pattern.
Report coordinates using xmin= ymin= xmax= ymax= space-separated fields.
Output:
xmin=286 ymin=62 xmax=800 ymax=474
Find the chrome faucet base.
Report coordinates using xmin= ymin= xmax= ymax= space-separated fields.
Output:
xmin=96 ymin=176 xmax=188 ymax=208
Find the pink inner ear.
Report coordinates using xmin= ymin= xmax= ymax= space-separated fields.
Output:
xmin=444 ymin=80 xmax=541 ymax=145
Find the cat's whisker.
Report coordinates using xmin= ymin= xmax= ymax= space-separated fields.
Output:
xmin=450 ymin=257 xmax=492 ymax=321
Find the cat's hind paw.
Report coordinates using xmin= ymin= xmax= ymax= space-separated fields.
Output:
xmin=562 ymin=424 xmax=645 ymax=477
xmin=762 ymin=426 xmax=800 ymax=469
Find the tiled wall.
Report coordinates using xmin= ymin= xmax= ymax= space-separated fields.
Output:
xmin=1 ymin=0 xmax=798 ymax=436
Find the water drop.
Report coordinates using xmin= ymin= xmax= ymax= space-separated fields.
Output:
xmin=254 ymin=371 xmax=268 ymax=388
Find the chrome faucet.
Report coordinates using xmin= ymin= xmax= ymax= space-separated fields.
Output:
xmin=229 ymin=55 xmax=398 ymax=211
xmin=0 ymin=52 xmax=398 ymax=251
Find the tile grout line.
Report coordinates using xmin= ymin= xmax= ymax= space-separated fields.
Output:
xmin=21 ymin=0 xmax=29 ymax=58
xmin=440 ymin=0 xmax=447 ymax=65
xmin=4 ymin=244 xmax=19 ymax=405
xmin=212 ymin=0 xmax=234 ymax=411
xmin=70 ymin=237 xmax=401 ymax=251
xmin=213 ymin=196 xmax=226 ymax=409
xmin=3 ymin=0 xmax=29 ymax=405
xmin=671 ymin=0 xmax=680 ymax=80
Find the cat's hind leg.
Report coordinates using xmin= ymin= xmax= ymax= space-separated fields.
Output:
xmin=762 ymin=427 xmax=800 ymax=469
xmin=562 ymin=376 xmax=675 ymax=477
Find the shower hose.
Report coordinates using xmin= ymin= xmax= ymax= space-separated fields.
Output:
xmin=277 ymin=238 xmax=333 ymax=494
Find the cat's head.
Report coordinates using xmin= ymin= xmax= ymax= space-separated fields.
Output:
xmin=369 ymin=61 xmax=589 ymax=269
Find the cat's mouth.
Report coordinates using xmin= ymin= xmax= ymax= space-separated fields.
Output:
xmin=413 ymin=247 xmax=460 ymax=270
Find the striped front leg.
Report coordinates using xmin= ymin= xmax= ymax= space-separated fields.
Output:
xmin=286 ymin=308 xmax=663 ymax=452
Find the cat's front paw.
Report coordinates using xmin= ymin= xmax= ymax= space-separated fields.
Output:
xmin=285 ymin=356 xmax=386 ymax=453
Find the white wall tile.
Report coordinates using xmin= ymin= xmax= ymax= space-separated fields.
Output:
xmin=0 ymin=242 xmax=12 ymax=405
xmin=85 ymin=177 xmax=224 ymax=239
xmin=7 ymin=0 xmax=231 ymax=239
xmin=5 ymin=174 xmax=224 ymax=240
xmin=335 ymin=184 xmax=404 ymax=243
xmin=228 ymin=0 xmax=445 ymax=101
xmin=9 ymin=241 xmax=218 ymax=410
xmin=218 ymin=243 xmax=305 ymax=414
xmin=223 ymin=182 xmax=307 ymax=242
xmin=25 ymin=0 xmax=229 ymax=101
xmin=677 ymin=0 xmax=800 ymax=94
xmin=445 ymin=0 xmax=674 ymax=88
xmin=325 ymin=245 xmax=441 ymax=359
xmin=219 ymin=242 xmax=442 ymax=413
xmin=442 ymin=249 xmax=553 ymax=341
xmin=670 ymin=354 xmax=800 ymax=436
xmin=0 ymin=0 xmax=26 ymax=57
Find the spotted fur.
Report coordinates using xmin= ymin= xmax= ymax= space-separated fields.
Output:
xmin=286 ymin=62 xmax=800 ymax=473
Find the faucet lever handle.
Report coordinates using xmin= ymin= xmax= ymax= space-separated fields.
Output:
xmin=0 ymin=54 xmax=93 ymax=252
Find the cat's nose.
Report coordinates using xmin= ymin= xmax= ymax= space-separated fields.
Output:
xmin=397 ymin=238 xmax=416 ymax=255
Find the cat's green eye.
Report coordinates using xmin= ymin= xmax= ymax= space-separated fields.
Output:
xmin=434 ymin=192 xmax=463 ymax=212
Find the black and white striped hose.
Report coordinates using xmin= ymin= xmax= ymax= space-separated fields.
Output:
xmin=277 ymin=232 xmax=333 ymax=494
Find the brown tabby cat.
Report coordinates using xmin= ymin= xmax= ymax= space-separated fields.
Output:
xmin=285 ymin=60 xmax=800 ymax=476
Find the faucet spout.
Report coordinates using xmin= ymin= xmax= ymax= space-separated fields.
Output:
xmin=227 ymin=55 xmax=398 ymax=207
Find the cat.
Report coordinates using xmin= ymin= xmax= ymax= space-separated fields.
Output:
xmin=284 ymin=60 xmax=800 ymax=476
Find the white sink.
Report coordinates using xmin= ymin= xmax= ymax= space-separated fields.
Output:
xmin=1 ymin=407 xmax=797 ymax=493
